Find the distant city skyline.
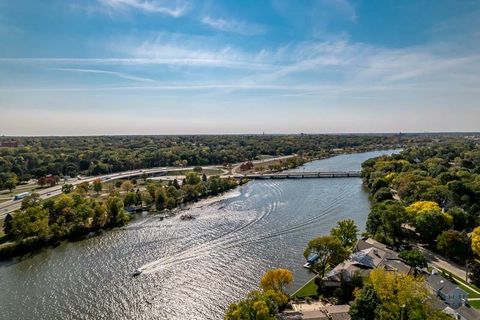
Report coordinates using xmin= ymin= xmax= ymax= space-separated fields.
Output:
xmin=1 ymin=0 xmax=480 ymax=135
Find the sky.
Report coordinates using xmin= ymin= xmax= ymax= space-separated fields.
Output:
xmin=0 ymin=0 xmax=479 ymax=135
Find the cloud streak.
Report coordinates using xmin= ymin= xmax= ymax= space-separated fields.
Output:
xmin=52 ymin=67 xmax=156 ymax=82
xmin=97 ymin=0 xmax=189 ymax=17
xmin=201 ymin=16 xmax=264 ymax=35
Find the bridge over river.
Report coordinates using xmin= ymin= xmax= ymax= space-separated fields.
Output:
xmin=236 ymin=171 xmax=361 ymax=179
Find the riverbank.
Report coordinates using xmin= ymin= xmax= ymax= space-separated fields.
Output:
xmin=0 ymin=175 xmax=245 ymax=260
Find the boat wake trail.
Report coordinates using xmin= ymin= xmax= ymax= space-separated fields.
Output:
xmin=136 ymin=180 xmax=354 ymax=275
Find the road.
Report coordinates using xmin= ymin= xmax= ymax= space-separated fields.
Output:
xmin=0 ymin=166 xmax=218 ymax=219
xmin=418 ymin=245 xmax=468 ymax=280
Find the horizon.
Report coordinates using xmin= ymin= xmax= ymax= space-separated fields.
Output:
xmin=1 ymin=130 xmax=480 ymax=138
xmin=1 ymin=0 xmax=480 ymax=134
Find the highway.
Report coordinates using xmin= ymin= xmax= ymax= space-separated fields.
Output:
xmin=0 ymin=165 xmax=221 ymax=219
xmin=0 ymin=154 xmax=300 ymax=219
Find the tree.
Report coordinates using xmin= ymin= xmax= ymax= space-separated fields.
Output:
xmin=92 ymin=178 xmax=102 ymax=194
xmin=414 ymin=211 xmax=452 ymax=243
xmin=185 ymin=172 xmax=201 ymax=185
xmin=92 ymin=203 xmax=108 ymax=228
xmin=469 ymin=262 xmax=480 ymax=287
xmin=225 ymin=269 xmax=291 ymax=320
xmin=373 ymin=187 xmax=393 ymax=203
xmin=399 ymin=250 xmax=427 ymax=272
xmin=62 ymin=183 xmax=74 ymax=194
xmin=304 ymin=236 xmax=349 ymax=277
xmin=330 ymin=219 xmax=359 ymax=248
xmin=260 ymin=269 xmax=293 ymax=293
xmin=366 ymin=200 xmax=406 ymax=244
xmin=224 ymin=290 xmax=282 ymax=320
xmin=436 ymin=230 xmax=470 ymax=260
xmin=448 ymin=207 xmax=468 ymax=231
xmin=75 ymin=182 xmax=90 ymax=194
xmin=3 ymin=213 xmax=13 ymax=235
xmin=107 ymin=196 xmax=129 ymax=225
xmin=11 ymin=206 xmax=51 ymax=240
xmin=120 ymin=180 xmax=134 ymax=192
xmin=349 ymin=284 xmax=379 ymax=320
xmin=124 ymin=192 xmax=136 ymax=207
xmin=155 ymin=188 xmax=167 ymax=210
xmin=20 ymin=192 xmax=41 ymax=210
xmin=368 ymin=268 xmax=429 ymax=319
xmin=134 ymin=189 xmax=142 ymax=206
xmin=471 ymin=226 xmax=480 ymax=256
xmin=4 ymin=178 xmax=16 ymax=192
xmin=406 ymin=201 xmax=441 ymax=217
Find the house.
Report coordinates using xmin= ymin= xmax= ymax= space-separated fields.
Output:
xmin=455 ymin=305 xmax=480 ymax=320
xmin=426 ymin=274 xmax=469 ymax=309
xmin=322 ymin=238 xmax=412 ymax=287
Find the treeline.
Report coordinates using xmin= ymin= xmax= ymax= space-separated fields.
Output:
xmin=0 ymin=134 xmax=410 ymax=189
xmin=362 ymin=142 xmax=480 ymax=262
xmin=0 ymin=173 xmax=240 ymax=259
xmin=0 ymin=192 xmax=129 ymax=259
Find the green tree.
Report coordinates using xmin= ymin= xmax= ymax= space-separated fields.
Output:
xmin=93 ymin=178 xmax=102 ymax=194
xmin=304 ymin=236 xmax=349 ymax=277
xmin=366 ymin=200 xmax=406 ymax=244
xmin=107 ymin=196 xmax=129 ymax=225
xmin=134 ymin=189 xmax=143 ymax=206
xmin=185 ymin=172 xmax=201 ymax=185
xmin=124 ymin=192 xmax=136 ymax=207
xmin=20 ymin=192 xmax=41 ymax=210
xmin=3 ymin=213 xmax=13 ymax=235
xmin=414 ymin=211 xmax=452 ymax=243
xmin=330 ymin=219 xmax=359 ymax=248
xmin=399 ymin=250 xmax=427 ymax=273
xmin=62 ymin=183 xmax=74 ymax=194
xmin=436 ymin=230 xmax=470 ymax=260
xmin=4 ymin=178 xmax=17 ymax=192
xmin=349 ymin=284 xmax=379 ymax=320
xmin=155 ymin=188 xmax=167 ymax=210
xmin=11 ymin=206 xmax=51 ymax=240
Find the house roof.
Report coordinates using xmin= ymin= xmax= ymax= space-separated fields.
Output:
xmin=426 ymin=274 xmax=466 ymax=297
xmin=457 ymin=305 xmax=480 ymax=320
xmin=301 ymin=305 xmax=351 ymax=320
xmin=325 ymin=238 xmax=412 ymax=282
xmin=350 ymin=247 xmax=385 ymax=268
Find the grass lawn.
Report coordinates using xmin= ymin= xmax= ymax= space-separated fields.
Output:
xmin=469 ymin=300 xmax=480 ymax=309
xmin=291 ymin=277 xmax=318 ymax=299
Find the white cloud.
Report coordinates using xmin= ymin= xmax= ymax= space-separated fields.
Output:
xmin=201 ymin=16 xmax=264 ymax=35
xmin=52 ymin=68 xmax=156 ymax=82
xmin=97 ymin=0 xmax=189 ymax=17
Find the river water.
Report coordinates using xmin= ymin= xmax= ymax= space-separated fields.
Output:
xmin=0 ymin=150 xmax=397 ymax=320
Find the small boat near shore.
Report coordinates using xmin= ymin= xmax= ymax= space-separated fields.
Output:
xmin=131 ymin=269 xmax=142 ymax=277
xmin=180 ymin=214 xmax=195 ymax=221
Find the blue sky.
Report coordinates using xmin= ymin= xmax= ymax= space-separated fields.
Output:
xmin=0 ymin=0 xmax=479 ymax=135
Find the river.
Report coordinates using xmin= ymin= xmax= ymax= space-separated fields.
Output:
xmin=0 ymin=150 xmax=398 ymax=320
